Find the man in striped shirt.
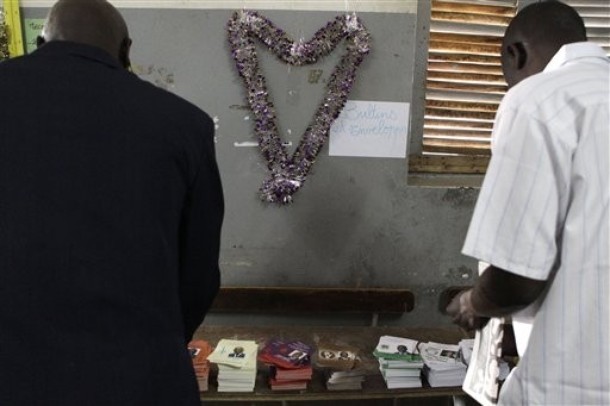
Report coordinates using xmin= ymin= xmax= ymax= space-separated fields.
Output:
xmin=447 ymin=2 xmax=609 ymax=404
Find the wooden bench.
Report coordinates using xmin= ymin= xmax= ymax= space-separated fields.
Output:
xmin=194 ymin=287 xmax=470 ymax=404
xmin=209 ymin=286 xmax=414 ymax=326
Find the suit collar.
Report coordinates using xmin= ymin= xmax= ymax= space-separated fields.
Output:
xmin=33 ymin=41 xmax=123 ymax=70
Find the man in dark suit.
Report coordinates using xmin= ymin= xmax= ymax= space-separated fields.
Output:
xmin=0 ymin=0 xmax=223 ymax=404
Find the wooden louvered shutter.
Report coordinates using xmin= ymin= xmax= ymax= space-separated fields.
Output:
xmin=410 ymin=0 xmax=608 ymax=175
xmin=410 ymin=0 xmax=517 ymax=174
xmin=565 ymin=0 xmax=610 ymax=56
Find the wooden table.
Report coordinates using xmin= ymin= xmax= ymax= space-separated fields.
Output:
xmin=195 ymin=325 xmax=470 ymax=403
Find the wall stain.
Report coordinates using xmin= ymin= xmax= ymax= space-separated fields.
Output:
xmin=133 ymin=64 xmax=175 ymax=91
xmin=229 ymin=104 xmax=251 ymax=110
xmin=444 ymin=265 xmax=473 ymax=282
xmin=441 ymin=187 xmax=477 ymax=208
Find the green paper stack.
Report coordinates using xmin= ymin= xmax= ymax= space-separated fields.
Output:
xmin=373 ymin=336 xmax=424 ymax=389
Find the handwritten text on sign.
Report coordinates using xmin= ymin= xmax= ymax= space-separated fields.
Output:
xmin=24 ymin=19 xmax=45 ymax=54
xmin=329 ymin=100 xmax=409 ymax=158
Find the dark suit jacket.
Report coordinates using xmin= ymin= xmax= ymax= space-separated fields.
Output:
xmin=0 ymin=41 xmax=223 ymax=405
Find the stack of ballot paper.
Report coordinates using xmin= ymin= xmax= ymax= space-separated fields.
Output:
xmin=373 ymin=335 xmax=424 ymax=389
xmin=419 ymin=341 xmax=467 ymax=387
xmin=458 ymin=338 xmax=475 ymax=366
xmin=207 ymin=339 xmax=258 ymax=392
xmin=268 ymin=364 xmax=313 ymax=391
xmin=316 ymin=342 xmax=365 ymax=391
xmin=258 ymin=338 xmax=313 ymax=391
xmin=324 ymin=369 xmax=367 ymax=391
xmin=187 ymin=340 xmax=213 ymax=392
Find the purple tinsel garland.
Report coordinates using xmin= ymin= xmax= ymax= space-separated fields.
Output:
xmin=227 ymin=10 xmax=371 ymax=204
xmin=0 ymin=11 xmax=9 ymax=61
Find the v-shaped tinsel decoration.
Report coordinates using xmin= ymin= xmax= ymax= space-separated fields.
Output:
xmin=0 ymin=11 xmax=9 ymax=61
xmin=227 ymin=10 xmax=371 ymax=204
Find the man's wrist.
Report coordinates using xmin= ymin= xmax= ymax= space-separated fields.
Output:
xmin=470 ymin=285 xmax=501 ymax=316
xmin=459 ymin=289 xmax=475 ymax=314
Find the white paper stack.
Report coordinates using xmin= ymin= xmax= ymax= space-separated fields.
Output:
xmin=419 ymin=341 xmax=467 ymax=387
xmin=458 ymin=338 xmax=475 ymax=366
xmin=316 ymin=343 xmax=365 ymax=390
xmin=373 ymin=336 xmax=424 ymax=389
xmin=208 ymin=339 xmax=258 ymax=392
xmin=325 ymin=369 xmax=367 ymax=391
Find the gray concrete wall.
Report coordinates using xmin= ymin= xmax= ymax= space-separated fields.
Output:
xmin=22 ymin=6 xmax=480 ymax=328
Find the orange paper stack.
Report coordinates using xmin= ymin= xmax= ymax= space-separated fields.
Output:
xmin=188 ymin=340 xmax=213 ymax=392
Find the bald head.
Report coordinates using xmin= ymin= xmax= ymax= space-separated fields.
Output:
xmin=501 ymin=1 xmax=587 ymax=87
xmin=40 ymin=0 xmax=131 ymax=68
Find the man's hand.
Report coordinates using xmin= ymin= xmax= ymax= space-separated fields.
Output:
xmin=446 ymin=266 xmax=546 ymax=331
xmin=446 ymin=289 xmax=489 ymax=331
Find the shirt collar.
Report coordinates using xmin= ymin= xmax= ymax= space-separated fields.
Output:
xmin=544 ymin=42 xmax=609 ymax=72
xmin=32 ymin=40 xmax=123 ymax=70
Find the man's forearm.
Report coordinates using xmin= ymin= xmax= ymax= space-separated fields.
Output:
xmin=470 ymin=280 xmax=527 ymax=317
xmin=470 ymin=265 xmax=547 ymax=317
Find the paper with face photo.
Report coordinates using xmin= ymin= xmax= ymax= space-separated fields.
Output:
xmin=315 ymin=343 xmax=359 ymax=370
xmin=375 ymin=335 xmax=419 ymax=355
xmin=208 ymin=339 xmax=258 ymax=368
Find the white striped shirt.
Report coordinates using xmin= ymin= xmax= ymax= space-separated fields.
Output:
xmin=463 ymin=42 xmax=610 ymax=405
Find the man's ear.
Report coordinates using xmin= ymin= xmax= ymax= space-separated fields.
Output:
xmin=119 ymin=37 xmax=132 ymax=70
xmin=36 ymin=36 xmax=46 ymax=49
xmin=513 ymin=42 xmax=528 ymax=70
xmin=506 ymin=42 xmax=527 ymax=71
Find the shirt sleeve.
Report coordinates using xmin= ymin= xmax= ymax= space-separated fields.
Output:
xmin=462 ymin=101 xmax=566 ymax=281
xmin=178 ymin=115 xmax=224 ymax=342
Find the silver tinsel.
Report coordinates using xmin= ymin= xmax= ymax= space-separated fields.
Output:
xmin=0 ymin=11 xmax=9 ymax=61
xmin=227 ymin=10 xmax=371 ymax=204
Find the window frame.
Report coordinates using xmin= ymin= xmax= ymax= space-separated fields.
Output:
xmin=409 ymin=0 xmax=609 ymax=180
xmin=408 ymin=0 xmax=517 ymax=179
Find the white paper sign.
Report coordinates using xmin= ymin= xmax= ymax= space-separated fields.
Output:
xmin=329 ymin=100 xmax=409 ymax=158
